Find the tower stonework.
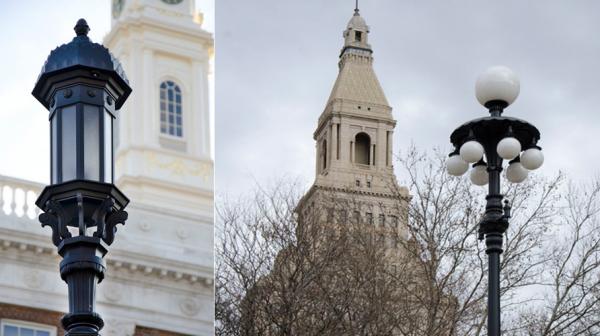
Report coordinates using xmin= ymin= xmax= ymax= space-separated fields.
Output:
xmin=297 ymin=8 xmax=409 ymax=233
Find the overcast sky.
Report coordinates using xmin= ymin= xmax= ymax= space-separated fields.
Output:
xmin=1 ymin=2 xmax=599 ymax=197
xmin=0 ymin=0 xmax=214 ymax=184
xmin=216 ymin=1 xmax=600 ymax=197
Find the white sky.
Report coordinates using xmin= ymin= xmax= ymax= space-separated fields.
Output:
xmin=0 ymin=0 xmax=214 ymax=184
xmin=216 ymin=1 xmax=600 ymax=197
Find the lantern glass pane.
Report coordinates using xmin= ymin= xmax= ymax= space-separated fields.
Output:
xmin=104 ymin=111 xmax=113 ymax=183
xmin=61 ymin=105 xmax=77 ymax=182
xmin=51 ymin=113 xmax=58 ymax=184
xmin=83 ymin=104 xmax=100 ymax=181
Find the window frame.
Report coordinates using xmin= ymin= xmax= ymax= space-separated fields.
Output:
xmin=0 ymin=319 xmax=56 ymax=336
xmin=159 ymin=80 xmax=184 ymax=139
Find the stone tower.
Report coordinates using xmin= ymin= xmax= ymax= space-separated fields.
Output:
xmin=297 ymin=7 xmax=409 ymax=232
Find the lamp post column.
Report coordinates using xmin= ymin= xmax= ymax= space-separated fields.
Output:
xmin=448 ymin=66 xmax=544 ymax=336
xmin=482 ymin=146 xmax=507 ymax=336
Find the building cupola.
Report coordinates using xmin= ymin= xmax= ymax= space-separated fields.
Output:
xmin=341 ymin=4 xmax=372 ymax=59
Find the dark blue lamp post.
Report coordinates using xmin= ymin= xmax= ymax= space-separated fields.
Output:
xmin=32 ymin=19 xmax=131 ymax=336
xmin=446 ymin=66 xmax=544 ymax=336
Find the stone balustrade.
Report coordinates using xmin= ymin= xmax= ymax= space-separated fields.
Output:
xmin=0 ymin=175 xmax=45 ymax=219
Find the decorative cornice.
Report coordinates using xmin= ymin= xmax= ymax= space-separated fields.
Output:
xmin=0 ymin=235 xmax=213 ymax=288
xmin=296 ymin=184 xmax=411 ymax=213
xmin=312 ymin=184 xmax=410 ymax=200
xmin=106 ymin=258 xmax=213 ymax=287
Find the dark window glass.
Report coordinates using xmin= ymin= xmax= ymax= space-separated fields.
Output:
xmin=160 ymin=81 xmax=184 ymax=137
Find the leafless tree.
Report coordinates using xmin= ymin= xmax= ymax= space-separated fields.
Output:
xmin=514 ymin=181 xmax=600 ymax=336
xmin=216 ymin=147 xmax=600 ymax=336
xmin=395 ymin=147 xmax=562 ymax=335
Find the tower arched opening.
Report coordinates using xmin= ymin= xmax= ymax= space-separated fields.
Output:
xmin=355 ymin=132 xmax=370 ymax=165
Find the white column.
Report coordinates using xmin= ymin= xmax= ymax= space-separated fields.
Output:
xmin=370 ymin=144 xmax=375 ymax=166
xmin=142 ymin=49 xmax=154 ymax=147
xmin=192 ymin=60 xmax=211 ymax=159
xmin=351 ymin=141 xmax=355 ymax=163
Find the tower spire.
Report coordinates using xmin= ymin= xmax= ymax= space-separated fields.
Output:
xmin=354 ymin=0 xmax=359 ymax=15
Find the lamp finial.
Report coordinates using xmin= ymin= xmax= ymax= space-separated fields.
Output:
xmin=74 ymin=19 xmax=90 ymax=37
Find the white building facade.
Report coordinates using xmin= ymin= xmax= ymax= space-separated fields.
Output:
xmin=0 ymin=0 xmax=214 ymax=335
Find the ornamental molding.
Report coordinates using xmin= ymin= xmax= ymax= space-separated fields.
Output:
xmin=179 ymin=297 xmax=201 ymax=317
xmin=0 ymin=236 xmax=213 ymax=288
xmin=102 ymin=282 xmax=124 ymax=302
xmin=145 ymin=152 xmax=211 ymax=181
xmin=23 ymin=270 xmax=44 ymax=289
xmin=175 ymin=226 xmax=188 ymax=240
xmin=138 ymin=219 xmax=152 ymax=232
xmin=309 ymin=185 xmax=411 ymax=201
xmin=102 ymin=318 xmax=136 ymax=336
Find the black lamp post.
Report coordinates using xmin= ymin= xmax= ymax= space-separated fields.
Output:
xmin=32 ymin=19 xmax=131 ymax=336
xmin=446 ymin=66 xmax=544 ymax=336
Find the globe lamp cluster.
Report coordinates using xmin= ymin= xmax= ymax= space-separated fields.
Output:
xmin=446 ymin=66 xmax=543 ymax=186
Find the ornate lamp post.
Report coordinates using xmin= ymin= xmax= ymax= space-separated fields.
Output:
xmin=446 ymin=66 xmax=543 ymax=336
xmin=31 ymin=19 xmax=131 ymax=336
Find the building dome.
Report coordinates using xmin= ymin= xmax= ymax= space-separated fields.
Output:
xmin=346 ymin=11 xmax=368 ymax=31
xmin=32 ymin=19 xmax=130 ymax=109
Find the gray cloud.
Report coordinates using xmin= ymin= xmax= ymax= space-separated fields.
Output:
xmin=216 ymin=1 xmax=600 ymax=196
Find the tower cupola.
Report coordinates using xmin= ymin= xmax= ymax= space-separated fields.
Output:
xmin=341 ymin=6 xmax=372 ymax=58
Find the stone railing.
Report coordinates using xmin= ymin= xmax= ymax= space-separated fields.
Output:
xmin=0 ymin=175 xmax=45 ymax=219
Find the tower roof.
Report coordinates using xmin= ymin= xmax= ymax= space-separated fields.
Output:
xmin=347 ymin=11 xmax=368 ymax=31
xmin=325 ymin=8 xmax=390 ymax=109
xmin=327 ymin=58 xmax=389 ymax=106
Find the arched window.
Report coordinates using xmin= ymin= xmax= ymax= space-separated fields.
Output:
xmin=160 ymin=80 xmax=182 ymax=137
xmin=355 ymin=132 xmax=370 ymax=165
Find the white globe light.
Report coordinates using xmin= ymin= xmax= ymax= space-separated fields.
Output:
xmin=521 ymin=147 xmax=544 ymax=170
xmin=470 ymin=165 xmax=488 ymax=186
xmin=475 ymin=66 xmax=520 ymax=107
xmin=460 ymin=141 xmax=484 ymax=163
xmin=506 ymin=161 xmax=528 ymax=183
xmin=497 ymin=137 xmax=521 ymax=160
xmin=446 ymin=155 xmax=469 ymax=176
